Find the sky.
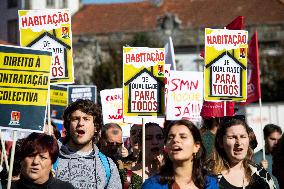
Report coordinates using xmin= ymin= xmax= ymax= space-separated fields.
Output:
xmin=82 ymin=0 xmax=144 ymax=4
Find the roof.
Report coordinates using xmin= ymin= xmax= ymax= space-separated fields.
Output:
xmin=72 ymin=0 xmax=284 ymax=35
xmin=27 ymin=32 xmax=71 ymax=49
xmin=206 ymin=51 xmax=246 ymax=70
xmin=124 ymin=68 xmax=164 ymax=85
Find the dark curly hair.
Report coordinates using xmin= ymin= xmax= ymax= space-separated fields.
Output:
xmin=159 ymin=120 xmax=206 ymax=188
xmin=63 ymin=99 xmax=103 ymax=142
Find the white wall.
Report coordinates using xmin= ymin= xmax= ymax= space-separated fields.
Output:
xmin=175 ymin=53 xmax=203 ymax=72
xmin=245 ymin=102 xmax=284 ymax=153
xmin=30 ymin=0 xmax=80 ymax=15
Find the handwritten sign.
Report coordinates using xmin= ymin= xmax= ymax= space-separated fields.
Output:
xmin=166 ymin=71 xmax=203 ymax=121
xmin=204 ymin=28 xmax=248 ymax=101
xmin=100 ymin=88 xmax=123 ymax=124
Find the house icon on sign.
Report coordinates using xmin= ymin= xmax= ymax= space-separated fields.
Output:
xmin=124 ymin=68 xmax=164 ymax=113
xmin=205 ymin=51 xmax=246 ymax=98
xmin=27 ymin=32 xmax=71 ymax=80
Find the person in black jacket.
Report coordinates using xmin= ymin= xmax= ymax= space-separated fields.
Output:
xmin=11 ymin=132 xmax=74 ymax=189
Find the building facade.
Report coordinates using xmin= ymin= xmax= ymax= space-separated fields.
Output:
xmin=0 ymin=0 xmax=81 ymax=44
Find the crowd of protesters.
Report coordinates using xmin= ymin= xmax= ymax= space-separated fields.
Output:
xmin=0 ymin=99 xmax=283 ymax=189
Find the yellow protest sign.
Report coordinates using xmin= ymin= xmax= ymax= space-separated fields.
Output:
xmin=0 ymin=45 xmax=52 ymax=131
xmin=123 ymin=47 xmax=165 ymax=117
xmin=19 ymin=9 xmax=74 ymax=84
xmin=204 ymin=28 xmax=248 ymax=101
xmin=50 ymin=84 xmax=67 ymax=119
xmin=50 ymin=85 xmax=67 ymax=106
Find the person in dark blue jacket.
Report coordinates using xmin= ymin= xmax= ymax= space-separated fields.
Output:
xmin=142 ymin=120 xmax=219 ymax=189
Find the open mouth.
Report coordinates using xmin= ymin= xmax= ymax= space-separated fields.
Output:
xmin=170 ymin=146 xmax=182 ymax=154
xmin=233 ymin=147 xmax=243 ymax=153
xmin=76 ymin=130 xmax=85 ymax=136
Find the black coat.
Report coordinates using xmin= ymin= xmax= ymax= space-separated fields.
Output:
xmin=11 ymin=175 xmax=75 ymax=189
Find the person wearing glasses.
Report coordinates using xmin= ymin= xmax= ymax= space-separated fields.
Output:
xmin=99 ymin=123 xmax=129 ymax=169
xmin=207 ymin=117 xmax=276 ymax=189
xmin=11 ymin=133 xmax=75 ymax=189
xmin=55 ymin=99 xmax=122 ymax=189
xmin=142 ymin=120 xmax=219 ymax=189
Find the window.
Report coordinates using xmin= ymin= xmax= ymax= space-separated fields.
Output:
xmin=62 ymin=0 xmax=68 ymax=8
xmin=46 ymin=0 xmax=55 ymax=7
xmin=7 ymin=19 xmax=18 ymax=44
xmin=7 ymin=0 xmax=18 ymax=8
xmin=24 ymin=0 xmax=31 ymax=9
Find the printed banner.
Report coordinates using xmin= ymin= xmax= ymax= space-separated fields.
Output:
xmin=166 ymin=71 xmax=203 ymax=121
xmin=204 ymin=28 xmax=248 ymax=101
xmin=50 ymin=84 xmax=67 ymax=119
xmin=19 ymin=9 xmax=74 ymax=84
xmin=68 ymin=85 xmax=97 ymax=104
xmin=123 ymin=47 xmax=165 ymax=117
xmin=100 ymin=88 xmax=123 ymax=124
xmin=0 ymin=45 xmax=52 ymax=131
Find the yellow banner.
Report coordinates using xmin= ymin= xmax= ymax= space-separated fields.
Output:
xmin=19 ymin=9 xmax=74 ymax=84
xmin=50 ymin=88 xmax=67 ymax=106
xmin=123 ymin=47 xmax=165 ymax=117
xmin=0 ymin=70 xmax=50 ymax=89
xmin=0 ymin=87 xmax=48 ymax=106
xmin=204 ymin=28 xmax=248 ymax=101
xmin=0 ymin=45 xmax=52 ymax=106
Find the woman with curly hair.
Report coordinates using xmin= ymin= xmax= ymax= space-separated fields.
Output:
xmin=207 ymin=116 xmax=276 ymax=189
xmin=142 ymin=120 xmax=219 ymax=189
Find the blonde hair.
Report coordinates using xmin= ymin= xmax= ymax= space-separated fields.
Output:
xmin=206 ymin=118 xmax=254 ymax=183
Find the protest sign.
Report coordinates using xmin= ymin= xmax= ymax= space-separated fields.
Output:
xmin=166 ymin=71 xmax=203 ymax=121
xmin=204 ymin=28 xmax=248 ymax=101
xmin=68 ymin=85 xmax=97 ymax=104
xmin=50 ymin=84 xmax=67 ymax=119
xmin=123 ymin=47 xmax=165 ymax=117
xmin=0 ymin=45 xmax=52 ymax=131
xmin=19 ymin=9 xmax=74 ymax=84
xmin=100 ymin=88 xmax=123 ymax=124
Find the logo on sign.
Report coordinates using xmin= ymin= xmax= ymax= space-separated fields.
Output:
xmin=61 ymin=26 xmax=70 ymax=39
xmin=9 ymin=111 xmax=21 ymax=126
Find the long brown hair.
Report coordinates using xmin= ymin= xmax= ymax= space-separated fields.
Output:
xmin=207 ymin=117 xmax=253 ymax=183
xmin=159 ymin=120 xmax=206 ymax=188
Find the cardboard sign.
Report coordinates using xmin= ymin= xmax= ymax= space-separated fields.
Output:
xmin=166 ymin=71 xmax=203 ymax=121
xmin=68 ymin=85 xmax=97 ymax=104
xmin=100 ymin=88 xmax=123 ymax=124
xmin=204 ymin=28 xmax=248 ymax=101
xmin=123 ymin=47 xmax=165 ymax=117
xmin=0 ymin=45 xmax=52 ymax=131
xmin=19 ymin=9 xmax=74 ymax=84
xmin=50 ymin=84 xmax=67 ymax=119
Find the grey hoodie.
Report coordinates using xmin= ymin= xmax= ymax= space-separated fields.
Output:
xmin=55 ymin=143 xmax=122 ymax=189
